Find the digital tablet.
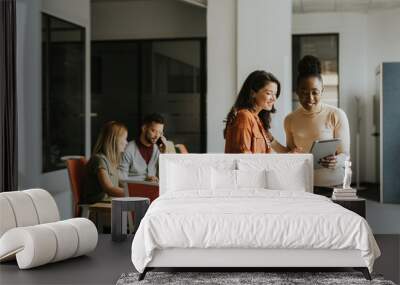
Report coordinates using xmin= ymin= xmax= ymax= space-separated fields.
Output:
xmin=310 ymin=138 xmax=341 ymax=169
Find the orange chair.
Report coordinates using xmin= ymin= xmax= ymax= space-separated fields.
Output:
xmin=175 ymin=144 xmax=189 ymax=154
xmin=65 ymin=157 xmax=88 ymax=217
xmin=65 ymin=157 xmax=111 ymax=220
xmin=127 ymin=183 xmax=159 ymax=203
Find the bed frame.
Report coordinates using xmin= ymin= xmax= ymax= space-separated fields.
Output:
xmin=138 ymin=154 xmax=372 ymax=281
xmin=139 ymin=248 xmax=370 ymax=280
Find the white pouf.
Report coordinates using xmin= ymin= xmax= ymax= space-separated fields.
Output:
xmin=0 ymin=189 xmax=98 ymax=269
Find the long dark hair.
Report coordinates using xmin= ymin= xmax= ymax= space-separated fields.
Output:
xmin=223 ymin=70 xmax=281 ymax=138
xmin=296 ymin=55 xmax=323 ymax=87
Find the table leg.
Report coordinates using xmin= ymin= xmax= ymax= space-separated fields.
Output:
xmin=122 ymin=210 xmax=127 ymax=235
xmin=112 ymin=202 xmax=125 ymax=241
xmin=124 ymin=182 xmax=135 ymax=233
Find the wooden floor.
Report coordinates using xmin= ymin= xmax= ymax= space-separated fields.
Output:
xmin=0 ymin=235 xmax=134 ymax=285
xmin=0 ymin=234 xmax=399 ymax=285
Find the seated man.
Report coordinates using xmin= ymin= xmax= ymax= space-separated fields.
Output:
xmin=119 ymin=113 xmax=167 ymax=182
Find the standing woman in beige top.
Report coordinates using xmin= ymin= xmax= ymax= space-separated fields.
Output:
xmin=224 ymin=71 xmax=281 ymax=153
xmin=284 ymin=55 xmax=350 ymax=189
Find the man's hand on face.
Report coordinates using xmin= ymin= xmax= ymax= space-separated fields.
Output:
xmin=158 ymin=135 xmax=167 ymax=153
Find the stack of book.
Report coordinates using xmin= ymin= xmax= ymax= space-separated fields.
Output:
xmin=332 ymin=188 xmax=358 ymax=200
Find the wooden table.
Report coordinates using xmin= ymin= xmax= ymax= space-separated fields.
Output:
xmin=120 ymin=178 xmax=158 ymax=194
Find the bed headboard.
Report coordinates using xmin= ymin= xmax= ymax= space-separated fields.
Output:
xmin=159 ymin=154 xmax=313 ymax=195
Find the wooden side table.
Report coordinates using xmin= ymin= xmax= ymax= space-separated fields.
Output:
xmin=111 ymin=197 xmax=150 ymax=242
xmin=332 ymin=198 xmax=366 ymax=218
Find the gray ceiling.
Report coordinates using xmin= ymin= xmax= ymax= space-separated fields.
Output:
xmin=91 ymin=0 xmax=400 ymax=13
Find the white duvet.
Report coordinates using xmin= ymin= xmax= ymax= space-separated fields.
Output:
xmin=131 ymin=190 xmax=380 ymax=273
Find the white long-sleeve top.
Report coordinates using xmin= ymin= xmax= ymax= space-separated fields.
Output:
xmin=284 ymin=103 xmax=350 ymax=187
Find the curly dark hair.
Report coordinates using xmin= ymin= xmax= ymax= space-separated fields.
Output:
xmin=296 ymin=55 xmax=323 ymax=86
xmin=223 ymin=70 xmax=281 ymax=138
xmin=142 ymin=113 xmax=165 ymax=126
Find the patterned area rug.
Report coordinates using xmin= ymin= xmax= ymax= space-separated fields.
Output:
xmin=116 ymin=271 xmax=396 ymax=285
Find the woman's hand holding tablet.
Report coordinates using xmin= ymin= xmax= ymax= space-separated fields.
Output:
xmin=310 ymin=138 xmax=341 ymax=169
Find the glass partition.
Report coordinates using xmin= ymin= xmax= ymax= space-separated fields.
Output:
xmin=91 ymin=39 xmax=206 ymax=153
xmin=42 ymin=13 xmax=85 ymax=172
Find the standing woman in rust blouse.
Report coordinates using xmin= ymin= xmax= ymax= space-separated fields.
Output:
xmin=224 ymin=71 xmax=281 ymax=154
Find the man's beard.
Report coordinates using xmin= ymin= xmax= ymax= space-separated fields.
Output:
xmin=145 ymin=132 xmax=157 ymax=145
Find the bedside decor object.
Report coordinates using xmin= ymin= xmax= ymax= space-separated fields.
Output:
xmin=343 ymin=158 xmax=352 ymax=189
xmin=332 ymin=158 xmax=358 ymax=200
xmin=332 ymin=188 xmax=358 ymax=200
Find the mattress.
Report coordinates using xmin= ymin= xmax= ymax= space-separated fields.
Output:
xmin=131 ymin=190 xmax=380 ymax=273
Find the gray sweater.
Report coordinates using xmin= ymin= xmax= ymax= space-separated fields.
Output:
xmin=118 ymin=140 xmax=159 ymax=181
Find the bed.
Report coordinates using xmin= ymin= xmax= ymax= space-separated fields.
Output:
xmin=131 ymin=154 xmax=380 ymax=280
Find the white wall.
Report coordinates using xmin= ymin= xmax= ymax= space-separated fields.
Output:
xmin=237 ymin=0 xmax=292 ymax=144
xmin=367 ymin=8 xmax=400 ymax=91
xmin=92 ymin=0 xmax=206 ymax=40
xmin=207 ymin=0 xmax=237 ymax=152
xmin=17 ymin=0 xmax=91 ymax=219
xmin=16 ymin=0 xmax=41 ymax=190
xmin=207 ymin=0 xmax=293 ymax=152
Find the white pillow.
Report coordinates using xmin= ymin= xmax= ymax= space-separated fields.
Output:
xmin=212 ymin=168 xmax=237 ymax=190
xmin=237 ymin=158 xmax=308 ymax=191
xmin=266 ymin=166 xmax=307 ymax=191
xmin=167 ymin=163 xmax=212 ymax=191
xmin=236 ymin=169 xmax=267 ymax=189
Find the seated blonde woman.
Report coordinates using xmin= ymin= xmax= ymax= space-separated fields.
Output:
xmin=82 ymin=121 xmax=128 ymax=204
